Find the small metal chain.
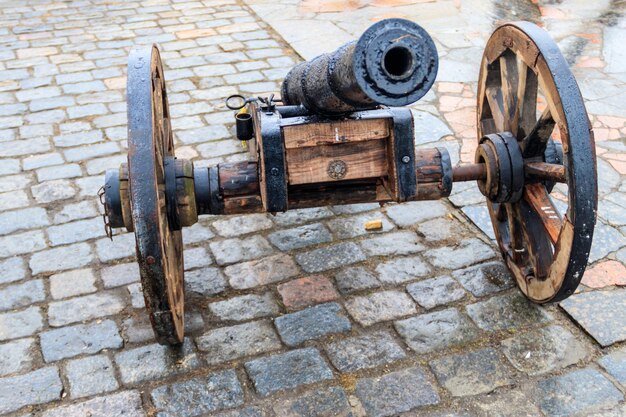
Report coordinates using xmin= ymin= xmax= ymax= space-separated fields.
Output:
xmin=97 ymin=185 xmax=113 ymax=240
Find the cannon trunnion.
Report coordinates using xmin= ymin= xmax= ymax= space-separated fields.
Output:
xmin=102 ymin=19 xmax=597 ymax=345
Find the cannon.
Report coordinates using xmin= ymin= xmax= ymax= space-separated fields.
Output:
xmin=101 ymin=19 xmax=597 ymax=345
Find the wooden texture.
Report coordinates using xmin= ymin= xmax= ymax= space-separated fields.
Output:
xmin=283 ymin=119 xmax=390 ymax=185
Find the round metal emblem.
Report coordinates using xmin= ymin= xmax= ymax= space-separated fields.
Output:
xmin=327 ymin=160 xmax=348 ymax=179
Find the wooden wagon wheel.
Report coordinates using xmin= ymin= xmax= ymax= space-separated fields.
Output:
xmin=476 ymin=22 xmax=597 ymax=303
xmin=127 ymin=45 xmax=185 ymax=344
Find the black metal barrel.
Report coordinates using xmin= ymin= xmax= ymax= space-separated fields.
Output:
xmin=280 ymin=18 xmax=438 ymax=115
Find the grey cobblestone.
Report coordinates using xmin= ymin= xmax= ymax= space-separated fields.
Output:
xmin=0 ymin=256 xmax=27 ymax=284
xmin=598 ymin=346 xmax=626 ymax=385
xmin=46 ymin=217 xmax=103 ymax=246
xmin=210 ymin=235 xmax=273 ymax=265
xmin=267 ymin=223 xmax=332 ymax=251
xmin=101 ymin=262 xmax=140 ymax=288
xmin=225 ymin=253 xmax=298 ymax=290
xmin=115 ymin=339 xmax=199 ymax=385
xmin=40 ymin=390 xmax=145 ymax=417
xmin=186 ymin=266 xmax=227 ymax=296
xmin=273 ymin=386 xmax=353 ymax=417
xmin=0 ymin=230 xmax=47 ymax=258
xmin=271 ymin=207 xmax=334 ymax=226
xmin=245 ymin=347 xmax=333 ymax=397
xmin=334 ymin=266 xmax=380 ymax=294
xmin=296 ymin=242 xmax=366 ymax=273
xmin=213 ymin=213 xmax=273 ymax=237
xmin=151 ymin=370 xmax=244 ymax=417
xmin=345 ymin=290 xmax=416 ymax=326
xmin=275 ymin=302 xmax=351 ymax=346
xmin=466 ymin=292 xmax=551 ymax=331
xmin=95 ymin=232 xmax=135 ymax=262
xmin=0 ymin=207 xmax=49 ymax=236
xmin=0 ymin=337 xmax=36 ymax=377
xmin=385 ymin=201 xmax=449 ymax=226
xmin=48 ymin=291 xmax=125 ymax=326
xmin=395 ymin=308 xmax=479 ymax=354
xmin=360 ymin=230 xmax=425 ymax=256
xmin=406 ymin=275 xmax=466 ymax=309
xmin=41 ymin=319 xmax=122 ymax=362
xmin=0 ymin=307 xmax=43 ymax=342
xmin=375 ymin=255 xmax=431 ymax=284
xmin=356 ymin=367 xmax=440 ymax=417
xmin=196 ymin=320 xmax=282 ymax=364
xmin=65 ymin=354 xmax=119 ymax=398
xmin=326 ymin=331 xmax=406 ymax=372
xmin=425 ymin=238 xmax=496 ymax=269
xmin=327 ymin=212 xmax=394 ymax=239
xmin=36 ymin=163 xmax=82 ymax=181
xmin=184 ymin=247 xmax=212 ymax=270
xmin=0 ymin=366 xmax=62 ymax=414
xmin=31 ymin=179 xmax=76 ymax=203
xmin=209 ymin=292 xmax=279 ymax=321
xmin=452 ymin=262 xmax=514 ymax=297
xmin=0 ymin=279 xmax=45 ymax=311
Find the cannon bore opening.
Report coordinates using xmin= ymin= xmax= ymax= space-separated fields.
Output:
xmin=383 ymin=45 xmax=414 ymax=79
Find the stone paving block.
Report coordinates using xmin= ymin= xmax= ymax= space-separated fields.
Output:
xmin=385 ymin=201 xmax=449 ymax=226
xmin=41 ymin=319 xmax=122 ymax=362
xmin=417 ymin=217 xmax=467 ymax=242
xmin=185 ymin=266 xmax=227 ymax=296
xmin=375 ymin=255 xmax=431 ymax=284
xmin=184 ymin=246 xmax=212 ymax=270
xmin=327 ymin=212 xmax=394 ymax=239
xmin=582 ymin=260 xmax=626 ymax=288
xmin=267 ymin=223 xmax=332 ymax=251
xmin=225 ymin=253 xmax=299 ymax=290
xmin=430 ymin=348 xmax=513 ymax=397
xmin=501 ymin=325 xmax=589 ymax=375
xmin=273 ymin=386 xmax=353 ymax=417
xmin=331 ymin=202 xmax=379 ymax=214
xmin=65 ymin=354 xmax=119 ymax=398
xmin=534 ymin=368 xmax=623 ymax=417
xmin=196 ymin=320 xmax=282 ymax=364
xmin=0 ymin=306 xmax=43 ymax=341
xmin=424 ymin=238 xmax=496 ymax=270
xmin=0 ymin=366 xmax=62 ymax=414
xmin=0 ymin=279 xmax=45 ymax=311
xmin=29 ymin=242 xmax=93 ymax=274
xmin=151 ymin=369 xmax=244 ymax=417
xmin=560 ymin=288 xmax=626 ymax=346
xmin=275 ymin=302 xmax=351 ymax=346
xmin=0 ymin=206 xmax=49 ymax=235
xmin=406 ymin=275 xmax=466 ymax=309
xmin=355 ymin=367 xmax=440 ymax=417
xmin=360 ymin=230 xmax=426 ymax=257
xmin=46 ymin=217 xmax=103 ymax=246
xmin=296 ymin=242 xmax=366 ymax=273
xmin=95 ymin=232 xmax=135 ymax=262
xmin=0 ymin=337 xmax=36 ymax=377
xmin=277 ymin=275 xmax=339 ymax=309
xmin=326 ymin=330 xmax=406 ymax=372
xmin=213 ymin=213 xmax=273 ymax=237
xmin=271 ymin=207 xmax=334 ymax=226
xmin=588 ymin=222 xmax=626 ymax=263
xmin=210 ymin=235 xmax=273 ymax=265
xmin=334 ymin=266 xmax=380 ymax=294
xmin=598 ymin=345 xmax=626 ymax=386
xmin=122 ymin=315 xmax=155 ymax=344
xmin=0 ymin=256 xmax=27 ymax=284
xmin=471 ymin=390 xmax=542 ymax=417
xmin=115 ymin=339 xmax=199 ymax=385
xmin=395 ymin=308 xmax=480 ymax=354
xmin=209 ymin=292 xmax=279 ymax=321
xmin=214 ymin=406 xmax=268 ymax=417
xmin=244 ymin=347 xmax=333 ymax=397
xmin=101 ymin=262 xmax=140 ymax=288
xmin=452 ymin=261 xmax=514 ymax=297
xmin=40 ymin=390 xmax=145 ymax=417
xmin=345 ymin=290 xmax=416 ymax=326
xmin=48 ymin=291 xmax=125 ymax=326
xmin=49 ymin=268 xmax=97 ymax=299
xmin=466 ymin=292 xmax=551 ymax=331
xmin=31 ymin=179 xmax=76 ymax=203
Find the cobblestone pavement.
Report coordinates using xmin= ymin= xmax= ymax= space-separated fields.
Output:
xmin=0 ymin=0 xmax=625 ymax=416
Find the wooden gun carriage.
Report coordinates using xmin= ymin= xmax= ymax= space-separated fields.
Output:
xmin=101 ymin=19 xmax=597 ymax=345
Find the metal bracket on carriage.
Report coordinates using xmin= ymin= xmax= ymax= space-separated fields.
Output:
xmin=100 ymin=19 xmax=597 ymax=345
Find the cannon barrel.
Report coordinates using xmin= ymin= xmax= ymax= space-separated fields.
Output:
xmin=280 ymin=18 xmax=438 ymax=115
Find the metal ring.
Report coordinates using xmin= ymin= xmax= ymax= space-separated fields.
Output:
xmin=225 ymin=94 xmax=248 ymax=110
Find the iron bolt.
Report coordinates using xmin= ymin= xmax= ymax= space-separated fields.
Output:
xmin=270 ymin=167 xmax=280 ymax=176
xmin=402 ymin=156 xmax=410 ymax=164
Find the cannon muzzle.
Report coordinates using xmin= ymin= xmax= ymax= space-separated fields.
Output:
xmin=280 ymin=18 xmax=438 ymax=115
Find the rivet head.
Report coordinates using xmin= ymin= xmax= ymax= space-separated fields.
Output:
xmin=402 ymin=156 xmax=410 ymax=164
xmin=146 ymin=256 xmax=156 ymax=265
xmin=270 ymin=167 xmax=279 ymax=176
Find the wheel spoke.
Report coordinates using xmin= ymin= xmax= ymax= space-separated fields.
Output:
xmin=499 ymin=50 xmax=519 ymax=134
xmin=521 ymin=107 xmax=555 ymax=157
xmin=523 ymin=183 xmax=562 ymax=245
xmin=525 ymin=162 xmax=566 ymax=183
xmin=514 ymin=199 xmax=553 ymax=279
xmin=516 ymin=63 xmax=538 ymax=140
xmin=506 ymin=203 xmax=527 ymax=264
xmin=484 ymin=60 xmax=505 ymax=133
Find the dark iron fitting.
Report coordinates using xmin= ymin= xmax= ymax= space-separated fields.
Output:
xmin=280 ymin=18 xmax=438 ymax=114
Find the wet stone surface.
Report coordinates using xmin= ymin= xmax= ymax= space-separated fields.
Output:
xmin=325 ymin=330 xmax=406 ymax=372
xmin=534 ymin=368 xmax=624 ymax=417
xmin=501 ymin=325 xmax=589 ymax=375
xmin=395 ymin=308 xmax=480 ymax=354
xmin=559 ymin=288 xmax=626 ymax=347
xmin=429 ymin=348 xmax=513 ymax=397
xmin=355 ymin=367 xmax=440 ymax=417
xmin=406 ymin=275 xmax=466 ymax=309
xmin=466 ymin=292 xmax=551 ymax=331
